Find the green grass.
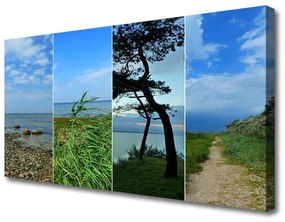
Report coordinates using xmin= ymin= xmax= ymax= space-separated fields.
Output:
xmin=218 ymin=133 xmax=274 ymax=175
xmin=113 ymin=157 xmax=184 ymax=200
xmin=54 ymin=114 xmax=112 ymax=190
xmin=186 ymin=133 xmax=215 ymax=174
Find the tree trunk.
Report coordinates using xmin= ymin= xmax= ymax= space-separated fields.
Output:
xmin=142 ymin=87 xmax=177 ymax=177
xmin=113 ymin=45 xmax=178 ymax=177
xmin=139 ymin=116 xmax=151 ymax=160
xmin=132 ymin=91 xmax=151 ymax=160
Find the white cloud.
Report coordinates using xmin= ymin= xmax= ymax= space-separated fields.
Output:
xmin=238 ymin=9 xmax=266 ymax=66
xmin=43 ymin=34 xmax=53 ymax=42
xmin=229 ymin=16 xmax=238 ymax=25
xmin=42 ymin=75 xmax=53 ymax=84
xmin=9 ymin=69 xmax=41 ymax=85
xmin=186 ymin=15 xmax=226 ymax=61
xmin=77 ymin=67 xmax=111 ymax=83
xmin=239 ymin=26 xmax=264 ymax=41
xmin=5 ymin=35 xmax=53 ymax=88
xmin=186 ymin=65 xmax=265 ymax=114
xmin=240 ymin=32 xmax=265 ymax=51
xmin=5 ymin=36 xmax=51 ymax=67
xmin=33 ymin=68 xmax=45 ymax=75
xmin=13 ymin=73 xmax=29 ymax=84
xmin=9 ymin=69 xmax=21 ymax=77
xmin=35 ymin=55 xmax=49 ymax=66
xmin=5 ymin=38 xmax=45 ymax=59
xmin=5 ymin=64 xmax=14 ymax=72
xmin=254 ymin=7 xmax=266 ymax=26
xmin=28 ymin=75 xmax=40 ymax=84
xmin=229 ymin=16 xmax=246 ymax=27
xmin=5 ymin=82 xmax=14 ymax=91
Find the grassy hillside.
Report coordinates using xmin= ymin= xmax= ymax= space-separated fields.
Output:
xmin=222 ymin=96 xmax=275 ymax=175
xmin=225 ymin=96 xmax=275 ymax=139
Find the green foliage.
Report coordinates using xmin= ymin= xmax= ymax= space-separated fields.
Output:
xmin=71 ymin=91 xmax=99 ymax=117
xmin=263 ymin=96 xmax=275 ymax=139
xmin=127 ymin=144 xmax=165 ymax=160
xmin=54 ymin=115 xmax=112 ymax=190
xmin=126 ymin=144 xmax=184 ymax=161
xmin=113 ymin=158 xmax=184 ymax=199
xmin=186 ymin=133 xmax=215 ymax=174
xmin=219 ymin=134 xmax=274 ymax=175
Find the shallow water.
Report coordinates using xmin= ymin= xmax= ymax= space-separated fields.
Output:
xmin=113 ymin=132 xmax=184 ymax=162
xmin=5 ymin=113 xmax=52 ymax=150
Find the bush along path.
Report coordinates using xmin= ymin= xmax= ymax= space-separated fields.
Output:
xmin=187 ymin=137 xmax=266 ymax=211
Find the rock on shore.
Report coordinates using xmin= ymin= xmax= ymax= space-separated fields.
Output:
xmin=31 ymin=129 xmax=43 ymax=135
xmin=4 ymin=133 xmax=53 ymax=182
xmin=23 ymin=128 xmax=31 ymax=135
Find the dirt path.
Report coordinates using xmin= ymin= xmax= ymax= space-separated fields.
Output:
xmin=186 ymin=137 xmax=266 ymax=211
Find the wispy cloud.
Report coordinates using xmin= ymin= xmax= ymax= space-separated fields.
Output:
xmin=237 ymin=8 xmax=265 ymax=67
xmin=6 ymin=89 xmax=51 ymax=101
xmin=229 ymin=16 xmax=247 ymax=27
xmin=186 ymin=15 xmax=226 ymax=62
xmin=43 ymin=75 xmax=53 ymax=84
xmin=186 ymin=65 xmax=265 ymax=114
xmin=77 ymin=67 xmax=111 ymax=83
xmin=33 ymin=68 xmax=46 ymax=75
xmin=54 ymin=66 xmax=111 ymax=103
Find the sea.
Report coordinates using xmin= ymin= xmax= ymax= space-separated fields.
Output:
xmin=54 ymin=100 xmax=111 ymax=117
xmin=5 ymin=113 xmax=53 ymax=150
xmin=113 ymin=132 xmax=184 ymax=162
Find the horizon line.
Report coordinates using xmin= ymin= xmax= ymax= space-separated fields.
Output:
xmin=5 ymin=112 xmax=52 ymax=115
xmin=54 ymin=99 xmax=111 ymax=104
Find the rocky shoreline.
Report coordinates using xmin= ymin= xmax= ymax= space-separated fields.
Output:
xmin=4 ymin=132 xmax=53 ymax=182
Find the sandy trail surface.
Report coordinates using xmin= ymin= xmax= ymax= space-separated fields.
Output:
xmin=186 ymin=137 xmax=266 ymax=211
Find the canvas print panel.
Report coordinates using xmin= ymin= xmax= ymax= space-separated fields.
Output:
xmin=185 ymin=6 xmax=275 ymax=211
xmin=5 ymin=35 xmax=53 ymax=182
xmin=3 ymin=5 xmax=275 ymax=211
xmin=112 ymin=17 xmax=185 ymax=199
xmin=53 ymin=27 xmax=112 ymax=190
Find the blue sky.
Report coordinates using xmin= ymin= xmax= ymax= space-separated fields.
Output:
xmin=54 ymin=27 xmax=111 ymax=103
xmin=5 ymin=35 xmax=53 ymax=113
xmin=186 ymin=6 xmax=270 ymax=132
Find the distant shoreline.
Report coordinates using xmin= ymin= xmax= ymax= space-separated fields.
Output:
xmin=5 ymin=113 xmax=52 ymax=115
xmin=54 ymin=99 xmax=111 ymax=105
xmin=113 ymin=130 xmax=184 ymax=135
